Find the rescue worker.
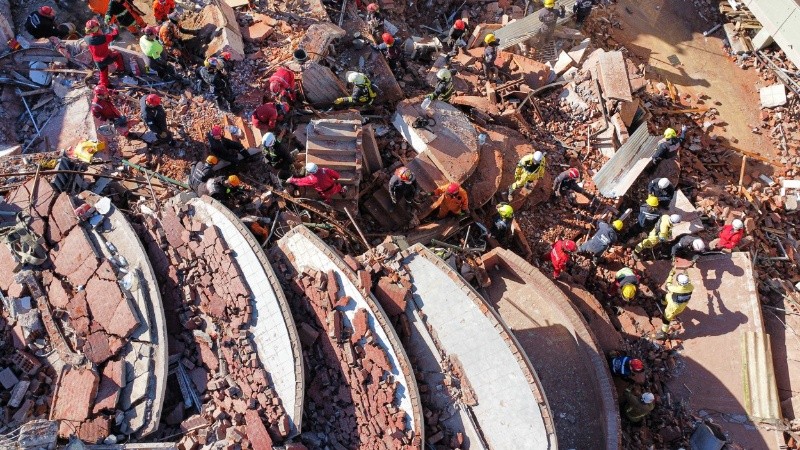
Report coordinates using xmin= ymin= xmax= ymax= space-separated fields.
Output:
xmin=69 ymin=140 xmax=106 ymax=163
xmin=636 ymin=195 xmax=661 ymax=235
xmin=268 ymin=67 xmax=297 ymax=103
xmin=91 ymin=85 xmax=129 ymax=136
xmin=373 ymin=33 xmax=405 ymax=74
xmin=658 ymin=268 xmax=694 ymax=338
xmin=251 ymin=100 xmax=289 ymax=130
xmin=579 ymin=219 xmax=622 ymax=262
xmin=553 ymin=167 xmax=587 ymax=203
xmin=710 ymin=218 xmax=746 ymax=250
xmin=446 ymin=19 xmax=467 ymax=50
xmin=614 ymin=267 xmax=640 ymax=302
xmin=647 ymin=178 xmax=674 ymax=208
xmin=633 ymin=214 xmax=681 ymax=259
xmin=198 ymin=174 xmax=243 ymax=202
xmin=609 ymin=355 xmax=645 ymax=380
xmin=334 ymin=72 xmax=377 ymax=108
xmin=159 ymin=12 xmax=195 ymax=62
xmin=24 ymin=6 xmax=68 ymax=39
xmin=550 ymin=239 xmax=577 ymax=279
xmin=140 ymin=94 xmax=174 ymax=145
xmin=207 ymin=125 xmax=246 ymax=164
xmin=388 ymin=166 xmax=419 ymax=208
xmin=139 ymin=26 xmax=176 ymax=80
xmin=261 ymin=132 xmax=292 ymax=171
xmin=104 ymin=0 xmax=145 ymax=33
xmin=365 ymin=3 xmax=384 ymax=39
xmin=573 ymin=0 xmax=595 ymax=26
xmin=490 ymin=203 xmax=514 ymax=245
xmin=537 ymin=0 xmax=566 ymax=44
xmin=188 ymin=155 xmax=218 ymax=192
xmin=508 ymin=151 xmax=546 ymax=201
xmin=623 ymin=389 xmax=655 ymax=423
xmin=652 ymin=125 xmax=688 ymax=165
xmin=153 ymin=0 xmax=175 ymax=23
xmin=433 ymin=182 xmax=469 ymax=218
xmin=482 ymin=33 xmax=500 ymax=81
xmin=287 ymin=163 xmax=345 ymax=203
xmin=84 ymin=19 xmax=125 ymax=87
xmin=671 ymin=235 xmax=705 ymax=261
xmin=199 ymin=57 xmax=235 ymax=111
xmin=426 ymin=69 xmax=455 ymax=103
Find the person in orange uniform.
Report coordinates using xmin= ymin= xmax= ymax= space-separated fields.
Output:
xmin=550 ymin=239 xmax=577 ymax=279
xmin=153 ymin=0 xmax=175 ymax=23
xmin=250 ymin=100 xmax=289 ymax=130
xmin=433 ymin=182 xmax=468 ymax=218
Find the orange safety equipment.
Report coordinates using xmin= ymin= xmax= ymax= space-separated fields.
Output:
xmin=227 ymin=175 xmax=241 ymax=187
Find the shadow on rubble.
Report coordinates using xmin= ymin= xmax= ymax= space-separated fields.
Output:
xmin=678 ymin=291 xmax=748 ymax=340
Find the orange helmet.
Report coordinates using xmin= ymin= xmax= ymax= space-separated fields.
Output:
xmin=227 ymin=175 xmax=241 ymax=187
xmin=85 ymin=19 xmax=100 ymax=33
xmin=145 ymin=94 xmax=161 ymax=106
xmin=210 ymin=125 xmax=223 ymax=138
xmin=39 ymin=6 xmax=56 ymax=18
xmin=445 ymin=182 xmax=460 ymax=195
xmin=563 ymin=240 xmax=577 ymax=252
xmin=93 ymin=85 xmax=110 ymax=97
xmin=367 ymin=3 xmax=379 ymax=12
xmin=454 ymin=19 xmax=465 ymax=30
xmin=567 ymin=168 xmax=580 ymax=179
xmin=382 ymin=33 xmax=394 ymax=45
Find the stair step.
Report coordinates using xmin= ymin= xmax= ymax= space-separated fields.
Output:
xmin=307 ymin=139 xmax=358 ymax=153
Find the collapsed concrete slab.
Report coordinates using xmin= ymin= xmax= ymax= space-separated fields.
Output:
xmin=669 ymin=189 xmax=704 ymax=236
xmin=197 ymin=0 xmax=245 ymax=60
xmin=304 ymin=117 xmax=363 ymax=205
xmin=300 ymin=61 xmax=349 ymax=107
xmin=592 ymin=123 xmax=660 ymax=198
xmin=38 ymin=86 xmax=97 ymax=153
xmin=597 ymin=51 xmax=633 ymax=103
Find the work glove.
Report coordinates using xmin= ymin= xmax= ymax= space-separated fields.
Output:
xmin=333 ymin=98 xmax=345 ymax=105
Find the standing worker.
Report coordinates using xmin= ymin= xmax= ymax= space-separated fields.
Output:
xmin=287 ymin=163 xmax=346 ymax=203
xmin=365 ymin=3 xmax=384 ymax=39
xmin=25 ymin=7 xmax=68 ymax=39
xmin=671 ymin=235 xmax=705 ymax=261
xmin=433 ymin=182 xmax=469 ymax=218
xmin=268 ymin=67 xmax=297 ymax=103
xmin=623 ymin=389 xmax=655 ymax=423
xmin=550 ymin=239 xmax=577 ymax=279
xmin=482 ymin=34 xmax=500 ymax=81
xmin=658 ymin=268 xmax=694 ymax=339
xmin=199 ymin=57 xmax=235 ymax=111
xmin=710 ymin=218 xmax=746 ymax=251
xmin=647 ymin=178 xmax=675 ymax=208
xmin=553 ymin=167 xmax=588 ymax=204
xmin=614 ymin=267 xmax=640 ymax=301
xmin=84 ymin=19 xmax=125 ymax=87
xmin=580 ymin=219 xmax=622 ymax=262
xmin=334 ymin=72 xmax=377 ymax=108
xmin=636 ymin=195 xmax=661 ymax=236
xmin=388 ymin=167 xmax=419 ymax=209
xmin=139 ymin=26 xmax=176 ymax=80
xmin=140 ymin=94 xmax=174 ymax=145
xmin=188 ymin=155 xmax=218 ymax=192
xmin=652 ymin=125 xmax=687 ymax=165
xmin=634 ymin=214 xmax=681 ymax=259
xmin=207 ymin=125 xmax=246 ymax=165
xmin=490 ymin=203 xmax=515 ymax=245
xmin=373 ymin=33 xmax=405 ymax=75
xmin=446 ymin=19 xmax=467 ymax=52
xmin=536 ymin=0 xmax=566 ymax=44
xmin=572 ymin=0 xmax=595 ymax=26
xmin=104 ymin=0 xmax=145 ymax=33
xmin=508 ymin=151 xmax=546 ymax=202
xmin=91 ymin=85 xmax=129 ymax=136
xmin=261 ymin=132 xmax=292 ymax=172
xmin=426 ymin=69 xmax=455 ymax=103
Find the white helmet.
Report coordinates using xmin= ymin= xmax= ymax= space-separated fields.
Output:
xmin=669 ymin=214 xmax=681 ymax=224
xmin=436 ymin=68 xmax=451 ymax=81
xmin=732 ymin=219 xmax=744 ymax=230
xmin=262 ymin=132 xmax=276 ymax=147
xmin=641 ymin=392 xmax=655 ymax=404
xmin=692 ymin=239 xmax=705 ymax=252
xmin=676 ymin=273 xmax=690 ymax=286
xmin=657 ymin=178 xmax=670 ymax=189
xmin=305 ymin=162 xmax=318 ymax=174
xmin=346 ymin=71 xmax=366 ymax=85
xmin=533 ymin=151 xmax=544 ymax=163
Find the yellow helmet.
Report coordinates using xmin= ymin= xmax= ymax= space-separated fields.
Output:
xmin=484 ymin=33 xmax=496 ymax=45
xmin=227 ymin=175 xmax=241 ymax=187
xmin=206 ymin=155 xmax=219 ymax=165
xmin=646 ymin=195 xmax=659 ymax=207
xmin=664 ymin=128 xmax=678 ymax=139
xmin=621 ymin=284 xmax=637 ymax=300
xmin=497 ymin=203 xmax=514 ymax=219
xmin=543 ymin=0 xmax=555 ymax=7
xmin=612 ymin=220 xmax=623 ymax=231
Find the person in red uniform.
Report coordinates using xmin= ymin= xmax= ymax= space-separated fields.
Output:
xmin=550 ymin=239 xmax=577 ymax=279
xmin=268 ymin=67 xmax=296 ymax=103
xmin=91 ymin=85 xmax=130 ymax=135
xmin=84 ymin=19 xmax=124 ymax=87
xmin=712 ymin=218 xmax=745 ymax=250
xmin=250 ymin=100 xmax=289 ymax=130
xmin=153 ymin=0 xmax=175 ymax=23
xmin=287 ymin=162 xmax=345 ymax=203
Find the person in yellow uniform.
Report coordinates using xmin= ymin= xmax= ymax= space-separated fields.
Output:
xmin=508 ymin=151 xmax=546 ymax=202
xmin=633 ymin=213 xmax=681 ymax=259
xmin=657 ymin=268 xmax=694 ymax=339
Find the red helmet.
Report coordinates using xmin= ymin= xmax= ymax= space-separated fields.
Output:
xmin=563 ymin=240 xmax=577 ymax=252
xmin=220 ymin=51 xmax=232 ymax=61
xmin=630 ymin=358 xmax=644 ymax=373
xmin=396 ymin=167 xmax=413 ymax=182
xmin=39 ymin=6 xmax=56 ymax=18
xmin=454 ymin=19 xmax=465 ymax=30
xmin=367 ymin=3 xmax=378 ymax=12
xmin=211 ymin=125 xmax=223 ymax=138
xmin=382 ymin=33 xmax=394 ymax=45
xmin=269 ymin=81 xmax=282 ymax=94
xmin=94 ymin=85 xmax=110 ymax=97
xmin=145 ymin=94 xmax=161 ymax=106
xmin=144 ymin=25 xmax=158 ymax=36
xmin=445 ymin=182 xmax=460 ymax=195
xmin=567 ymin=168 xmax=580 ymax=179
xmin=85 ymin=19 xmax=100 ymax=33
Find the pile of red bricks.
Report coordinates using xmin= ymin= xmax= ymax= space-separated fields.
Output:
xmin=139 ymin=205 xmax=291 ymax=449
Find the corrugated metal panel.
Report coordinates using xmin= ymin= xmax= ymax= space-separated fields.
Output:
xmin=591 ymin=124 xmax=660 ymax=198
xmin=742 ymin=331 xmax=782 ymax=423
xmin=742 ymin=0 xmax=800 ymax=70
xmin=494 ymin=0 xmax=578 ymax=51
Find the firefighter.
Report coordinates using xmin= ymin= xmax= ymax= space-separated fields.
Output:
xmin=268 ymin=67 xmax=297 ymax=103
xmin=482 ymin=33 xmax=500 ymax=81
xmin=388 ymin=166 xmax=419 ymax=209
xmin=433 ymin=182 xmax=469 ymax=218
xmin=159 ymin=12 xmax=196 ymax=62
xmin=490 ymin=203 xmax=514 ymax=245
xmin=104 ymin=0 xmax=145 ymax=33
xmin=446 ymin=19 xmax=467 ymax=51
xmin=579 ymin=219 xmax=622 ymax=262
xmin=609 ymin=355 xmax=645 ymax=380
xmin=91 ymin=85 xmax=129 ymax=136
xmin=365 ymin=3 xmax=383 ymax=39
xmin=647 ymin=178 xmax=675 ymax=208
xmin=140 ymin=94 xmax=174 ymax=145
xmin=198 ymin=174 xmax=244 ymax=202
xmin=207 ymin=125 xmax=246 ymax=164
xmin=426 ymin=69 xmax=455 ymax=103
xmin=634 ymin=214 xmax=681 ymax=259
xmin=261 ymin=132 xmax=292 ymax=172
xmin=373 ymin=32 xmax=405 ymax=74
xmin=573 ymin=0 xmax=595 ymax=26
xmin=623 ymin=389 xmax=655 ymax=423
xmin=251 ymin=100 xmax=289 ymax=130
xmin=24 ymin=6 xmax=68 ymax=39
xmin=536 ymin=0 xmax=566 ymax=44
xmin=652 ymin=125 xmax=687 ymax=165
xmin=333 ymin=72 xmax=377 ymax=108
xmin=550 ymin=239 xmax=577 ymax=279
xmin=508 ymin=151 xmax=546 ymax=201
xmin=139 ymin=26 xmax=176 ymax=80
xmin=636 ymin=195 xmax=661 ymax=236
xmin=671 ymin=235 xmax=705 ymax=261
xmin=658 ymin=268 xmax=694 ymax=339
xmin=287 ymin=163 xmax=346 ymax=203
xmin=552 ymin=167 xmax=588 ymax=203
xmin=153 ymin=0 xmax=175 ymax=23
xmin=188 ymin=155 xmax=218 ymax=192
xmin=198 ymin=57 xmax=235 ymax=111
xmin=84 ymin=19 xmax=125 ymax=87
xmin=614 ymin=267 xmax=640 ymax=302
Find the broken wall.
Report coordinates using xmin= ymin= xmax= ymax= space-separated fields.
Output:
xmin=0 ymin=0 xmax=13 ymax=53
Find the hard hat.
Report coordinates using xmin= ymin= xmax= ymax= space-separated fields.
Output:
xmin=306 ymin=162 xmax=318 ymax=174
xmin=85 ymin=19 xmax=100 ymax=33
xmin=669 ymin=214 xmax=681 ymax=224
xmin=454 ymin=19 xmax=465 ymax=30
xmin=39 ymin=6 xmax=56 ymax=17
xmin=269 ymin=81 xmax=282 ymax=94
xmin=446 ymin=182 xmax=460 ymax=195
xmin=497 ymin=203 xmax=514 ymax=220
xmin=227 ymin=175 xmax=241 ymax=187
xmin=612 ymin=220 xmax=623 ymax=231
xmin=484 ymin=33 xmax=496 ymax=45
xmin=397 ymin=167 xmax=414 ymax=183
xmin=692 ymin=239 xmax=705 ymax=252
xmin=533 ymin=151 xmax=544 ymax=163
xmin=262 ymin=132 xmax=276 ymax=147
xmin=621 ymin=284 xmax=637 ymax=300
xmin=347 ymin=71 xmax=366 ymax=85
xmin=58 ymin=22 xmax=76 ymax=35
xmin=567 ymin=167 xmax=580 ymax=179
xmin=220 ymin=51 xmax=232 ymax=61
xmin=732 ymin=218 xmax=744 ymax=230
xmin=664 ymin=128 xmax=678 ymax=139
xmin=630 ymin=358 xmax=644 ymax=372
xmin=206 ymin=155 xmax=219 ymax=165
xmin=367 ymin=2 xmax=379 ymax=12
xmin=543 ymin=0 xmax=555 ymax=7
xmin=145 ymin=94 xmax=161 ymax=107
xmin=646 ymin=195 xmax=659 ymax=208
xmin=641 ymin=392 xmax=655 ymax=404
xmin=93 ymin=85 xmax=109 ymax=97
xmin=657 ymin=178 xmax=670 ymax=189
xmin=564 ymin=240 xmax=577 ymax=252
xmin=205 ymin=57 xmax=221 ymax=69
xmin=676 ymin=273 xmax=690 ymax=286
xmin=144 ymin=25 xmax=158 ymax=36
xmin=382 ymin=32 xmax=394 ymax=45
xmin=436 ymin=68 xmax=452 ymax=81
xmin=210 ymin=125 xmax=223 ymax=138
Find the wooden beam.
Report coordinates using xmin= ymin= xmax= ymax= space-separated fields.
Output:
xmin=722 ymin=144 xmax=783 ymax=167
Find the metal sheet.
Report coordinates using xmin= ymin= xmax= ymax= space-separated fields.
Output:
xmin=494 ymin=0 xmax=578 ymax=51
xmin=592 ymin=124 xmax=660 ymax=198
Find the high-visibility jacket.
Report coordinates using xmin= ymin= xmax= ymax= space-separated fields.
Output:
xmin=433 ymin=185 xmax=468 ymax=217
xmin=649 ymin=214 xmax=674 ymax=242
xmin=139 ymin=36 xmax=164 ymax=59
xmin=427 ymin=79 xmax=454 ymax=102
xmin=665 ymin=271 xmax=693 ymax=304
xmin=615 ymin=267 xmax=639 ymax=288
xmin=511 ymin=154 xmax=546 ymax=190
xmin=550 ymin=240 xmax=571 ymax=271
